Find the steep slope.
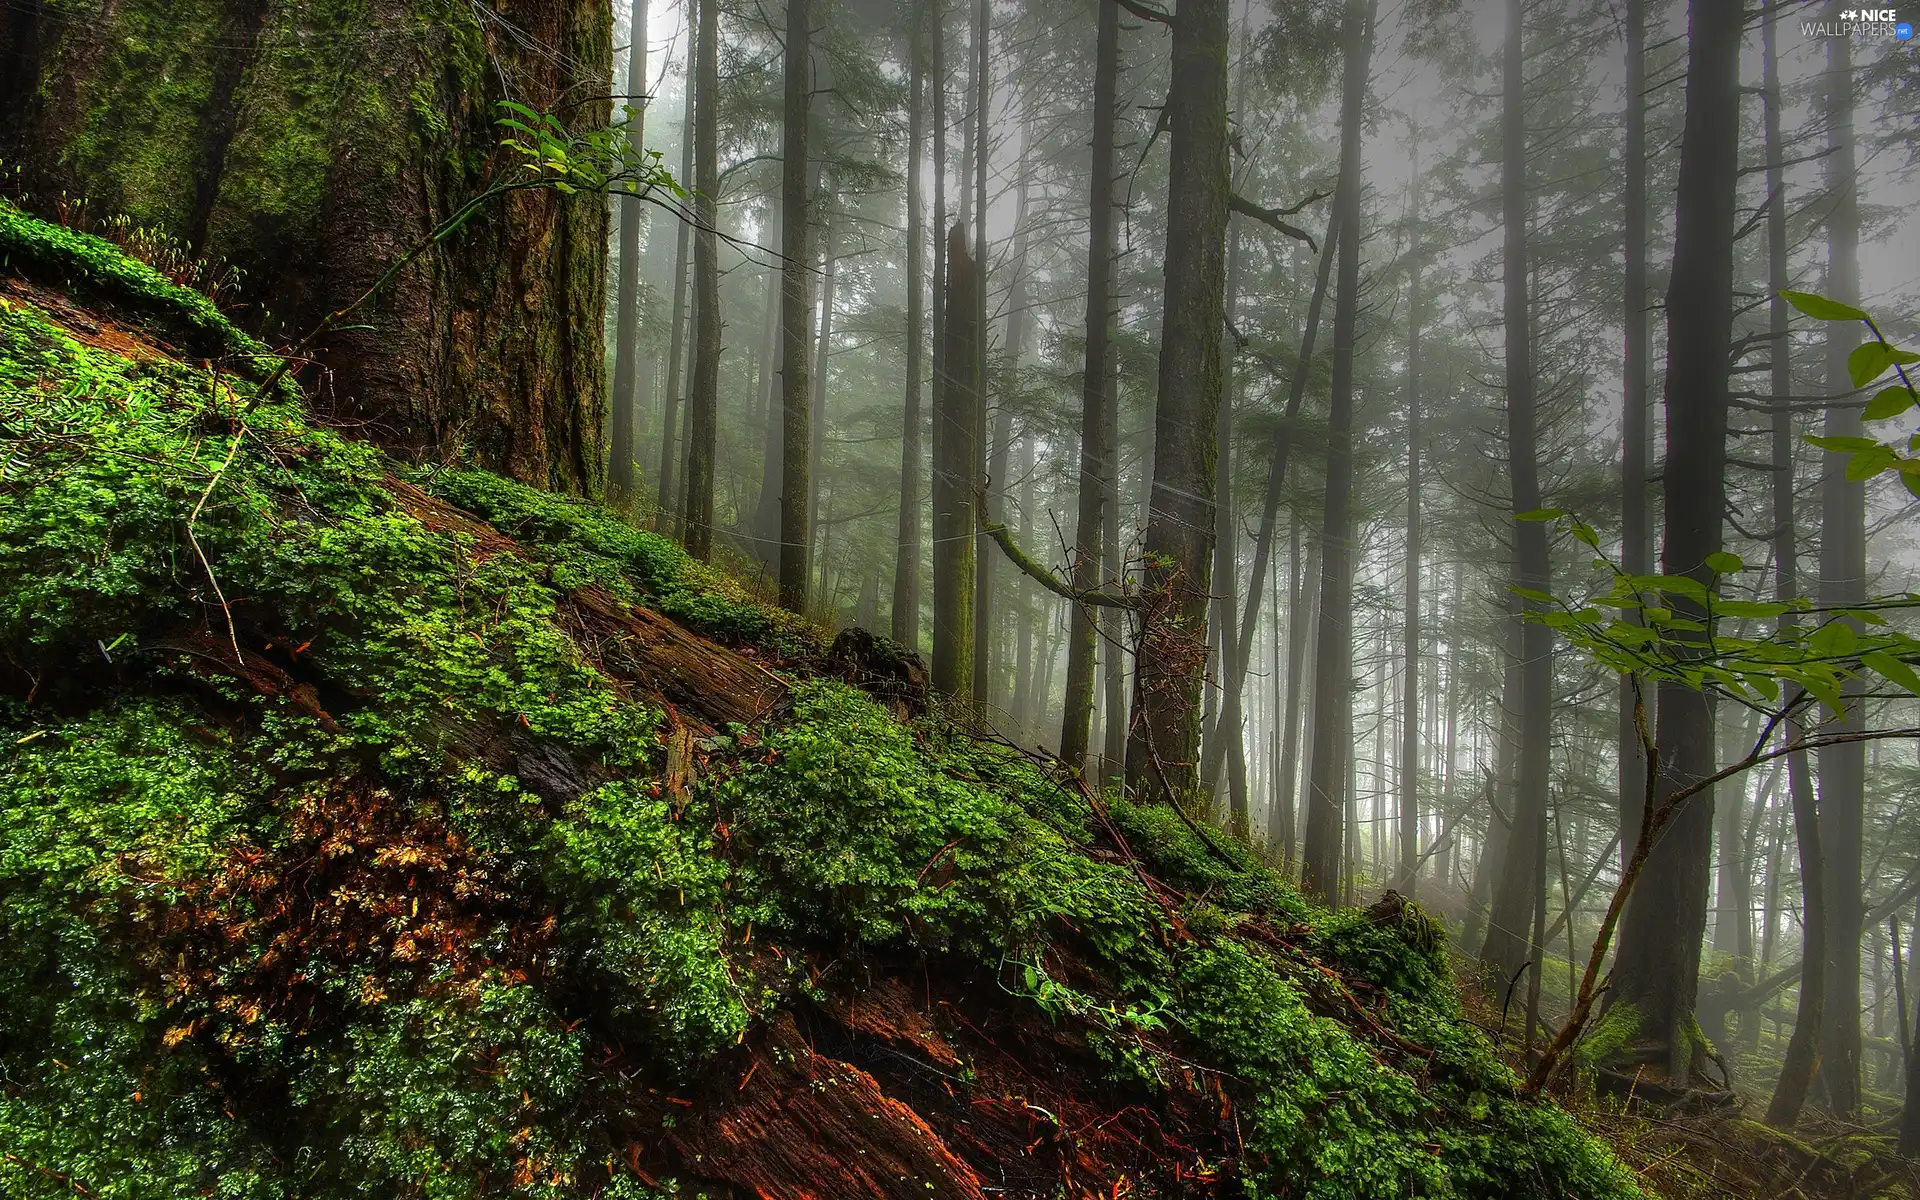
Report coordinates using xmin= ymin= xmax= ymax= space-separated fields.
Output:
xmin=0 ymin=203 xmax=1643 ymax=1199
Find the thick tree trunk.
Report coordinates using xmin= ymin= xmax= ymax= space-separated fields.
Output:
xmin=680 ymin=0 xmax=722 ymax=559
xmin=1605 ymin=0 xmax=1741 ymax=1080
xmin=1814 ymin=29 xmax=1866 ymax=1121
xmin=1617 ymin=0 xmax=1652 ymax=870
xmin=777 ymin=0 xmax=814 ymax=610
xmin=1480 ymin=0 xmax=1552 ymax=986
xmin=1061 ymin=0 xmax=1120 ymax=771
xmin=892 ymin=2 xmax=928 ymax=648
xmin=1121 ymin=0 xmax=1231 ymax=806
xmin=1298 ymin=0 xmax=1374 ymax=897
xmin=0 ymin=0 xmax=614 ymax=493
xmin=931 ymin=224 xmax=979 ymax=697
xmin=609 ymin=0 xmax=650 ymax=504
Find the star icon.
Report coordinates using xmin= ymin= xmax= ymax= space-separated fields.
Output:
xmin=1841 ymin=7 xmax=1856 ymax=16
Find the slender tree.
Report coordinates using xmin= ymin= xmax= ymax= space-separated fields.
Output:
xmin=1617 ymin=0 xmax=1651 ymax=867
xmin=680 ymin=0 xmax=721 ymax=559
xmin=778 ymin=0 xmax=814 ymax=609
xmin=1481 ymin=0 xmax=1552 ymax=985
xmin=1604 ymin=0 xmax=1742 ymax=1079
xmin=658 ymin=42 xmax=696 ymax=525
xmin=1398 ymin=168 xmax=1424 ymax=892
xmin=1815 ymin=27 xmax=1866 ymax=1119
xmin=1123 ymin=0 xmax=1233 ymax=805
xmin=932 ymin=222 xmax=979 ymax=696
xmin=1061 ymin=0 xmax=1120 ymax=770
xmin=608 ymin=0 xmax=650 ymax=504
xmin=1761 ymin=0 xmax=1825 ymax=1126
xmin=1299 ymin=0 xmax=1374 ymax=896
xmin=892 ymin=0 xmax=928 ymax=647
xmin=969 ymin=0 xmax=993 ymax=705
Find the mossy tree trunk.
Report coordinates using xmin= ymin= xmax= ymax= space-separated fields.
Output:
xmin=1121 ymin=0 xmax=1230 ymax=808
xmin=0 ymin=0 xmax=614 ymax=495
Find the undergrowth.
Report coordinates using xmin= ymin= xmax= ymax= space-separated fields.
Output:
xmin=0 ymin=202 xmax=1644 ymax=1198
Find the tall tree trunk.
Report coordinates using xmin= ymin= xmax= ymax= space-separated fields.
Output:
xmin=778 ymin=0 xmax=813 ymax=609
xmin=681 ymin=0 xmax=721 ymax=559
xmin=1605 ymin=0 xmax=1741 ymax=1080
xmin=932 ymin=224 xmax=979 ymax=696
xmin=1398 ymin=182 xmax=1423 ymax=893
xmin=1298 ymin=0 xmax=1374 ymax=897
xmin=0 ymin=0 xmax=614 ymax=493
xmin=1815 ymin=27 xmax=1866 ymax=1119
xmin=1481 ymin=0 xmax=1552 ymax=985
xmin=968 ymin=0 xmax=992 ymax=706
xmin=659 ymin=83 xmax=696 ymax=525
xmin=609 ymin=0 xmax=650 ymax=504
xmin=1100 ymin=392 xmax=1128 ymax=776
xmin=1272 ymin=518 xmax=1314 ymax=863
xmin=989 ymin=142 xmax=1033 ymax=714
xmin=1617 ymin=0 xmax=1651 ymax=870
xmin=1121 ymin=0 xmax=1232 ymax=806
xmin=1061 ymin=0 xmax=1121 ymax=770
xmin=892 ymin=0 xmax=928 ymax=648
xmin=807 ymin=225 xmax=838 ymax=603
xmin=752 ymin=231 xmax=784 ymax=570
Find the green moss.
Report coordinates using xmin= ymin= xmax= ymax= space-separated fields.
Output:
xmin=0 ymin=209 xmax=1643 ymax=1199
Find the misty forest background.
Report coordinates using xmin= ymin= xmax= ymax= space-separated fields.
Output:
xmin=589 ymin=0 xmax=1920 ymax=1122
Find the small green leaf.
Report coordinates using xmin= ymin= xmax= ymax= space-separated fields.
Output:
xmin=1780 ymin=290 xmax=1869 ymax=322
xmin=1512 ymin=586 xmax=1554 ymax=604
xmin=1905 ymin=472 xmax=1920 ymax=501
xmin=1806 ymin=434 xmax=1882 ymax=454
xmin=1570 ymin=521 xmax=1600 ymax=549
xmin=1846 ymin=446 xmax=1900 ymax=482
xmin=1848 ymin=341 xmax=1919 ymax=389
xmin=1809 ymin=621 xmax=1859 ymax=657
xmin=1705 ymin=552 xmax=1744 ymax=574
xmin=1861 ymin=651 xmax=1920 ymax=696
xmin=1863 ymin=384 xmax=1917 ymax=421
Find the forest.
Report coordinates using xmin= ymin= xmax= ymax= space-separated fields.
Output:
xmin=1 ymin=0 xmax=1919 ymax=1195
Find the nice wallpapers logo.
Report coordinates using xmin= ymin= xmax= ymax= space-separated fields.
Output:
xmin=1804 ymin=4 xmax=1916 ymax=38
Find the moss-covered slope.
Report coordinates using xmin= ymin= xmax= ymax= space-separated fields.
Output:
xmin=0 ymin=205 xmax=1643 ymax=1199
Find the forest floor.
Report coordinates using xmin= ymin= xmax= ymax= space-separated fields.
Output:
xmin=1452 ymin=975 xmax=1920 ymax=1199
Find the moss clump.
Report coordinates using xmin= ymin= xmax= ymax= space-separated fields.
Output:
xmin=0 ymin=209 xmax=1644 ymax=1199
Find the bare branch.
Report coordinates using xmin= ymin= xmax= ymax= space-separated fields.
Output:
xmin=1229 ymin=192 xmax=1321 ymax=250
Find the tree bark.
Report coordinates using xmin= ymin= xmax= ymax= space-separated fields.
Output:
xmin=1121 ymin=0 xmax=1231 ymax=807
xmin=659 ymin=86 xmax=696 ymax=524
xmin=1299 ymin=0 xmax=1374 ymax=897
xmin=931 ymin=224 xmax=979 ymax=697
xmin=892 ymin=0 xmax=928 ymax=648
xmin=1398 ymin=183 xmax=1423 ymax=894
xmin=1815 ymin=27 xmax=1866 ymax=1119
xmin=1480 ymin=0 xmax=1552 ymax=986
xmin=1617 ymin=0 xmax=1652 ymax=871
xmin=967 ymin=0 xmax=992 ymax=706
xmin=609 ymin=0 xmax=650 ymax=505
xmin=1061 ymin=0 xmax=1121 ymax=771
xmin=0 ymin=0 xmax=614 ymax=493
xmin=680 ymin=0 xmax=721 ymax=559
xmin=807 ymin=225 xmax=838 ymax=607
xmin=778 ymin=0 xmax=813 ymax=610
xmin=1605 ymin=0 xmax=1741 ymax=1080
